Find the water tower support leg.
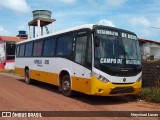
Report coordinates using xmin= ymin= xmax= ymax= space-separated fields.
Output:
xmin=33 ymin=26 xmax=35 ymax=38
xmin=38 ymin=20 xmax=41 ymax=37
xmin=41 ymin=27 xmax=43 ymax=36
xmin=28 ymin=25 xmax=30 ymax=39
xmin=52 ymin=22 xmax=54 ymax=33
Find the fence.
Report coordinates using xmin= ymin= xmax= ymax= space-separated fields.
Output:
xmin=142 ymin=61 xmax=160 ymax=88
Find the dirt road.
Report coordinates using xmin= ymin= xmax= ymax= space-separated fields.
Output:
xmin=0 ymin=73 xmax=159 ymax=120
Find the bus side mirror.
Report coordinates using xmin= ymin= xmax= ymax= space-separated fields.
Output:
xmin=94 ymin=36 xmax=100 ymax=47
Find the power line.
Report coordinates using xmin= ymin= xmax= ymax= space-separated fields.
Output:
xmin=150 ymin=26 xmax=160 ymax=29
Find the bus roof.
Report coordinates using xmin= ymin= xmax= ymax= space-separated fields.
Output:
xmin=17 ymin=24 xmax=94 ymax=44
xmin=17 ymin=24 xmax=136 ymax=44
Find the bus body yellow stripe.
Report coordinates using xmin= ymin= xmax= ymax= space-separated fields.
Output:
xmin=15 ymin=67 xmax=92 ymax=94
xmin=15 ymin=67 xmax=58 ymax=85
xmin=15 ymin=67 xmax=142 ymax=96
xmin=72 ymin=76 xmax=91 ymax=94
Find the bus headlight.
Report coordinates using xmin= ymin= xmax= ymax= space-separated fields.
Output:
xmin=136 ymin=75 xmax=142 ymax=82
xmin=92 ymin=72 xmax=110 ymax=83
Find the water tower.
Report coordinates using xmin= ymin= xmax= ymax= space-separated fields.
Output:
xmin=28 ymin=10 xmax=56 ymax=39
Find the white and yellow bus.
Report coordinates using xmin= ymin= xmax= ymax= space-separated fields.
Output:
xmin=15 ymin=24 xmax=142 ymax=97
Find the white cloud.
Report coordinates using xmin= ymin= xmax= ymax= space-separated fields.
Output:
xmin=0 ymin=0 xmax=31 ymax=13
xmin=129 ymin=17 xmax=150 ymax=27
xmin=0 ymin=26 xmax=10 ymax=35
xmin=151 ymin=17 xmax=160 ymax=28
xmin=60 ymin=0 xmax=76 ymax=4
xmin=127 ymin=16 xmax=160 ymax=40
xmin=49 ymin=0 xmax=76 ymax=4
xmin=105 ymin=0 xmax=127 ymax=7
xmin=98 ymin=19 xmax=116 ymax=27
xmin=140 ymin=29 xmax=152 ymax=37
xmin=138 ymin=27 xmax=160 ymax=41
xmin=18 ymin=24 xmax=26 ymax=31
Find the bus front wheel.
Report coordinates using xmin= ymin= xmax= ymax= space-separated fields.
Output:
xmin=62 ymin=75 xmax=73 ymax=97
xmin=25 ymin=69 xmax=31 ymax=84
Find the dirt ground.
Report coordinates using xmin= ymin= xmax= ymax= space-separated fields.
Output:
xmin=0 ymin=73 xmax=159 ymax=120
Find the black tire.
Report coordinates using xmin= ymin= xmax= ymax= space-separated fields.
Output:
xmin=25 ymin=69 xmax=32 ymax=84
xmin=61 ymin=75 xmax=73 ymax=97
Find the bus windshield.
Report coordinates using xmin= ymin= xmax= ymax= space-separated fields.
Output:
xmin=94 ymin=30 xmax=141 ymax=69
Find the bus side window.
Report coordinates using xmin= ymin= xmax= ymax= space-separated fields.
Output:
xmin=56 ymin=35 xmax=73 ymax=56
xmin=33 ymin=40 xmax=43 ymax=57
xmin=19 ymin=44 xmax=25 ymax=57
xmin=25 ymin=42 xmax=33 ymax=57
xmin=75 ymin=36 xmax=87 ymax=66
xmin=43 ymin=37 xmax=55 ymax=57
xmin=16 ymin=45 xmax=19 ymax=57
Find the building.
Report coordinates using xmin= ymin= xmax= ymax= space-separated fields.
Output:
xmin=16 ymin=31 xmax=28 ymax=39
xmin=138 ymin=39 xmax=160 ymax=60
xmin=0 ymin=35 xmax=26 ymax=70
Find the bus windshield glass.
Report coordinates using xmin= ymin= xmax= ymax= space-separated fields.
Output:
xmin=94 ymin=29 xmax=141 ymax=69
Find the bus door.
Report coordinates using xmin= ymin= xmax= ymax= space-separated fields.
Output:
xmin=72 ymin=32 xmax=92 ymax=93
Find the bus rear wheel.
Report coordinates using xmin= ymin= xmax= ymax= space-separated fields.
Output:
xmin=25 ymin=69 xmax=32 ymax=84
xmin=62 ymin=75 xmax=73 ymax=97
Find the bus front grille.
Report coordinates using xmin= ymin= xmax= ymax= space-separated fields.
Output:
xmin=110 ymin=87 xmax=134 ymax=94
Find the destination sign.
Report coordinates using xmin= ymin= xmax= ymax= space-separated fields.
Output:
xmin=100 ymin=58 xmax=141 ymax=65
xmin=121 ymin=33 xmax=137 ymax=40
xmin=96 ymin=29 xmax=137 ymax=40
xmin=96 ymin=30 xmax=118 ymax=36
xmin=126 ymin=60 xmax=141 ymax=65
xmin=100 ymin=58 xmax=123 ymax=64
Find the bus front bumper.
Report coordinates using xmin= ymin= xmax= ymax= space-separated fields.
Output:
xmin=91 ymin=76 xmax=142 ymax=96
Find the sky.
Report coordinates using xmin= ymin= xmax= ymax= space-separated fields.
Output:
xmin=0 ymin=0 xmax=160 ymax=41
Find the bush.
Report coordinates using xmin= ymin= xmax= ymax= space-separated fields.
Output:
xmin=0 ymin=70 xmax=16 ymax=74
xmin=139 ymin=88 xmax=160 ymax=103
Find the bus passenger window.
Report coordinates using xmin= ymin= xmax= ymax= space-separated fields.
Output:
xmin=43 ymin=38 xmax=55 ymax=56
xmin=75 ymin=36 xmax=87 ymax=65
xmin=56 ymin=35 xmax=73 ymax=56
xmin=16 ymin=45 xmax=19 ymax=57
xmin=33 ymin=41 xmax=43 ymax=57
xmin=25 ymin=42 xmax=33 ymax=57
xmin=19 ymin=44 xmax=25 ymax=57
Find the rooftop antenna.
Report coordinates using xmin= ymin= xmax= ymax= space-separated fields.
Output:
xmin=28 ymin=10 xmax=56 ymax=39
xmin=45 ymin=26 xmax=49 ymax=34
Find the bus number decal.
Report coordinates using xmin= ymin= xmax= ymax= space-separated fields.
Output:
xmin=34 ymin=59 xmax=43 ymax=67
xmin=45 ymin=60 xmax=49 ymax=65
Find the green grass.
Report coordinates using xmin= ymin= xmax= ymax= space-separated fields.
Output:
xmin=139 ymin=88 xmax=160 ymax=103
xmin=0 ymin=70 xmax=16 ymax=74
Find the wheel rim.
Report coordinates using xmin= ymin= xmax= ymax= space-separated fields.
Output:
xmin=62 ymin=80 xmax=70 ymax=91
xmin=25 ymin=71 xmax=29 ymax=83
